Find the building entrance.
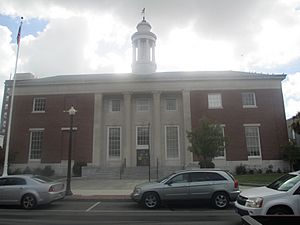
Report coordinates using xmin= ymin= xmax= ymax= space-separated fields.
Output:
xmin=136 ymin=149 xmax=149 ymax=166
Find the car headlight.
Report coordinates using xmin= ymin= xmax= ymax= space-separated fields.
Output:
xmin=133 ymin=188 xmax=142 ymax=195
xmin=245 ymin=197 xmax=263 ymax=208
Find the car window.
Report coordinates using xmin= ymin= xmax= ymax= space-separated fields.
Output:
xmin=267 ymin=174 xmax=300 ymax=192
xmin=207 ymin=172 xmax=226 ymax=181
xmin=32 ymin=175 xmax=53 ymax=183
xmin=0 ymin=178 xmax=8 ymax=186
xmin=169 ymin=173 xmax=189 ymax=184
xmin=190 ymin=172 xmax=207 ymax=182
xmin=190 ymin=172 xmax=226 ymax=182
xmin=6 ymin=178 xmax=26 ymax=186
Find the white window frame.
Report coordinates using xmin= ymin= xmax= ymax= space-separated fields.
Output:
xmin=109 ymin=99 xmax=121 ymax=112
xmin=166 ymin=98 xmax=177 ymax=111
xmin=242 ymin=92 xmax=257 ymax=108
xmin=208 ymin=93 xmax=223 ymax=109
xmin=136 ymin=98 xmax=150 ymax=112
xmin=136 ymin=126 xmax=150 ymax=149
xmin=215 ymin=125 xmax=226 ymax=159
xmin=28 ymin=128 xmax=44 ymax=162
xmin=165 ymin=125 xmax=180 ymax=159
xmin=107 ymin=126 xmax=122 ymax=160
xmin=244 ymin=124 xmax=262 ymax=158
xmin=32 ymin=97 xmax=46 ymax=113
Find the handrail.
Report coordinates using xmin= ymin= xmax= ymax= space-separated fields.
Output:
xmin=120 ymin=158 xmax=126 ymax=179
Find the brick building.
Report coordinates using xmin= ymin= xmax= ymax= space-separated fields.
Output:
xmin=0 ymin=18 xmax=288 ymax=176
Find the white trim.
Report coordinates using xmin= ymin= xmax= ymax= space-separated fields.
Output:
xmin=32 ymin=97 xmax=46 ymax=113
xmin=208 ymin=93 xmax=223 ymax=109
xmin=244 ymin=125 xmax=262 ymax=158
xmin=61 ymin=127 xmax=78 ymax=131
xmin=106 ymin=126 xmax=122 ymax=160
xmin=165 ymin=125 xmax=180 ymax=160
xmin=243 ymin=123 xmax=261 ymax=127
xmin=242 ymin=92 xmax=257 ymax=108
xmin=28 ymin=128 xmax=44 ymax=162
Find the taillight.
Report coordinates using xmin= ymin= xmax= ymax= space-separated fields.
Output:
xmin=234 ymin=180 xmax=239 ymax=189
xmin=48 ymin=186 xmax=55 ymax=192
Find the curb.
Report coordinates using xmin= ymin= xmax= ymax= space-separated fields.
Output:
xmin=63 ymin=195 xmax=132 ymax=201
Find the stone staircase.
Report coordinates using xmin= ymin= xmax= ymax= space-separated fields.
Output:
xmin=82 ymin=166 xmax=120 ymax=179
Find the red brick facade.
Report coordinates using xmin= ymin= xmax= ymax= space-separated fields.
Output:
xmin=190 ymin=89 xmax=288 ymax=161
xmin=9 ymin=94 xmax=94 ymax=164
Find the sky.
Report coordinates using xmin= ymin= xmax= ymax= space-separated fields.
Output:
xmin=0 ymin=0 xmax=299 ymax=119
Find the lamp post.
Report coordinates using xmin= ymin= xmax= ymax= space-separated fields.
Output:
xmin=148 ymin=122 xmax=151 ymax=182
xmin=66 ymin=106 xmax=77 ymax=196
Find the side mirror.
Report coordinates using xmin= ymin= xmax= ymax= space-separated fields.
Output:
xmin=166 ymin=180 xmax=173 ymax=186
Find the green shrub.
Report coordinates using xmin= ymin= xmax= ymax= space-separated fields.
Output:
xmin=41 ymin=166 xmax=55 ymax=177
xmin=236 ymin=164 xmax=247 ymax=175
xmin=198 ymin=159 xmax=215 ymax=168
xmin=23 ymin=167 xmax=32 ymax=174
xmin=11 ymin=168 xmax=22 ymax=175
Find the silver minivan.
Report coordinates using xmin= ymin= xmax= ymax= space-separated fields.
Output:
xmin=131 ymin=169 xmax=240 ymax=209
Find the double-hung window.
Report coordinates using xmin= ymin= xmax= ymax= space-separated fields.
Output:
xmin=29 ymin=129 xmax=44 ymax=160
xmin=107 ymin=127 xmax=121 ymax=159
xmin=110 ymin=99 xmax=121 ymax=112
xmin=166 ymin=98 xmax=177 ymax=111
xmin=33 ymin=97 xmax=46 ymax=112
xmin=244 ymin=125 xmax=261 ymax=157
xmin=165 ymin=125 xmax=179 ymax=159
xmin=136 ymin=98 xmax=150 ymax=112
xmin=242 ymin=92 xmax=256 ymax=108
xmin=208 ymin=93 xmax=222 ymax=109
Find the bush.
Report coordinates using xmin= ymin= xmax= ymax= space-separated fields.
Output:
xmin=72 ymin=161 xmax=87 ymax=177
xmin=33 ymin=167 xmax=43 ymax=175
xmin=11 ymin=168 xmax=22 ymax=175
xmin=257 ymin=169 xmax=263 ymax=174
xmin=248 ymin=169 xmax=254 ymax=174
xmin=236 ymin=164 xmax=247 ymax=175
xmin=198 ymin=160 xmax=215 ymax=168
xmin=23 ymin=167 xmax=32 ymax=174
xmin=266 ymin=164 xmax=274 ymax=174
xmin=276 ymin=168 xmax=282 ymax=174
xmin=41 ymin=166 xmax=55 ymax=177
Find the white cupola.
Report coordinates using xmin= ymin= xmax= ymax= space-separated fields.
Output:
xmin=131 ymin=12 xmax=157 ymax=74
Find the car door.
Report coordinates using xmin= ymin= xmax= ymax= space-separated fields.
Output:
xmin=189 ymin=172 xmax=214 ymax=200
xmin=1 ymin=177 xmax=26 ymax=204
xmin=0 ymin=178 xmax=8 ymax=203
xmin=162 ymin=173 xmax=190 ymax=200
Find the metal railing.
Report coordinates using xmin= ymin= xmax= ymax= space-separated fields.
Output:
xmin=120 ymin=158 xmax=126 ymax=179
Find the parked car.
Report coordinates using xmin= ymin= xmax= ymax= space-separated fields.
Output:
xmin=131 ymin=169 xmax=240 ymax=209
xmin=235 ymin=170 xmax=300 ymax=216
xmin=0 ymin=174 xmax=65 ymax=209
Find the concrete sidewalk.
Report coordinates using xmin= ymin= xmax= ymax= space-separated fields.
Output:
xmin=63 ymin=177 xmax=254 ymax=200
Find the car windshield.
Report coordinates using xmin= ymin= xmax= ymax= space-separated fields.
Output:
xmin=157 ymin=173 xmax=176 ymax=183
xmin=32 ymin=175 xmax=54 ymax=183
xmin=267 ymin=174 xmax=300 ymax=192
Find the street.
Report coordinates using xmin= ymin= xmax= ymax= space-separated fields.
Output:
xmin=0 ymin=200 xmax=242 ymax=225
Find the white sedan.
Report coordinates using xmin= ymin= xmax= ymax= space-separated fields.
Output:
xmin=0 ymin=174 xmax=65 ymax=209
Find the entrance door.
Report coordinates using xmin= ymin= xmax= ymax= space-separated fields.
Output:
xmin=136 ymin=149 xmax=149 ymax=166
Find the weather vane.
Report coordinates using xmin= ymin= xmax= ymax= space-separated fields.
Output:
xmin=141 ymin=8 xmax=146 ymax=21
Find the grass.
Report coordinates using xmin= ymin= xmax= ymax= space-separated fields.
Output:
xmin=235 ymin=173 xmax=284 ymax=186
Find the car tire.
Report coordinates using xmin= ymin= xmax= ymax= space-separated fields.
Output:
xmin=211 ymin=192 xmax=229 ymax=209
xmin=267 ymin=206 xmax=293 ymax=215
xmin=142 ymin=192 xmax=161 ymax=209
xmin=21 ymin=194 xmax=37 ymax=210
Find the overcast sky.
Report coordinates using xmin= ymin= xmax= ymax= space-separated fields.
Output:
xmin=0 ymin=0 xmax=299 ymax=119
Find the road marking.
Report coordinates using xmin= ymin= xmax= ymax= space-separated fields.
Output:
xmin=86 ymin=202 xmax=101 ymax=212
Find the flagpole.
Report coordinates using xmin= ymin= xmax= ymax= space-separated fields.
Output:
xmin=2 ymin=17 xmax=23 ymax=177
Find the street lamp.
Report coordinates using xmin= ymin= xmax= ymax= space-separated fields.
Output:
xmin=66 ymin=106 xmax=77 ymax=196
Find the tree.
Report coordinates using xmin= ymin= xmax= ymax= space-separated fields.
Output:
xmin=187 ymin=117 xmax=226 ymax=168
xmin=291 ymin=112 xmax=300 ymax=134
xmin=283 ymin=140 xmax=300 ymax=171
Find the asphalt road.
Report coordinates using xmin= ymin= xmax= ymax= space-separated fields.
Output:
xmin=0 ymin=200 xmax=242 ymax=225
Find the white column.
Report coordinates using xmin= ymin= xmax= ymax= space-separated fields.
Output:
xmin=92 ymin=93 xmax=103 ymax=166
xmin=132 ymin=43 xmax=136 ymax=62
xmin=124 ymin=92 xmax=132 ymax=166
xmin=146 ymin=39 xmax=150 ymax=61
xmin=153 ymin=91 xmax=161 ymax=167
xmin=152 ymin=43 xmax=156 ymax=62
xmin=182 ymin=90 xmax=193 ymax=166
xmin=137 ymin=39 xmax=141 ymax=61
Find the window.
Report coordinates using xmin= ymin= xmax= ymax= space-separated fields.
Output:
xmin=169 ymin=173 xmax=189 ymax=184
xmin=242 ymin=92 xmax=256 ymax=108
xmin=0 ymin=178 xmax=26 ymax=186
xmin=244 ymin=125 xmax=261 ymax=157
xmin=136 ymin=98 xmax=150 ymax=112
xmin=165 ymin=125 xmax=179 ymax=159
xmin=216 ymin=126 xmax=226 ymax=158
xmin=29 ymin=129 xmax=44 ymax=160
xmin=166 ymin=98 xmax=177 ymax=111
xmin=136 ymin=126 xmax=150 ymax=148
xmin=107 ymin=127 xmax=121 ymax=159
xmin=110 ymin=99 xmax=121 ymax=112
xmin=33 ymin=97 xmax=46 ymax=112
xmin=190 ymin=172 xmax=226 ymax=182
xmin=208 ymin=93 xmax=222 ymax=109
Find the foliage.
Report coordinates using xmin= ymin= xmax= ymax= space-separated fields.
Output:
xmin=187 ymin=117 xmax=225 ymax=168
xmin=291 ymin=112 xmax=300 ymax=134
xmin=282 ymin=140 xmax=300 ymax=171
xmin=236 ymin=173 xmax=284 ymax=186
xmin=73 ymin=161 xmax=87 ymax=177
xmin=198 ymin=159 xmax=215 ymax=168
xmin=235 ymin=164 xmax=247 ymax=175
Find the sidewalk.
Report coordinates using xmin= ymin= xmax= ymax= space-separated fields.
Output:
xmin=63 ymin=177 xmax=255 ymax=200
xmin=66 ymin=177 xmax=147 ymax=200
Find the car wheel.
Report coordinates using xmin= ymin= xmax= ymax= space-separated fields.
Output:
xmin=267 ymin=206 xmax=293 ymax=215
xmin=211 ymin=192 xmax=229 ymax=209
xmin=21 ymin=194 xmax=37 ymax=210
xmin=142 ymin=192 xmax=161 ymax=209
